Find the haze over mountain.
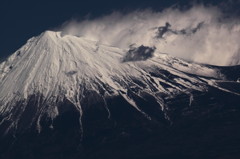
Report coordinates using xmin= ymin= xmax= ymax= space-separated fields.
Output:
xmin=59 ymin=5 xmax=240 ymax=66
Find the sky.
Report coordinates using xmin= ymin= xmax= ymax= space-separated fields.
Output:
xmin=0 ymin=0 xmax=240 ymax=65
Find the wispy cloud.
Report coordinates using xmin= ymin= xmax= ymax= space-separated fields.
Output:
xmin=59 ymin=4 xmax=240 ymax=66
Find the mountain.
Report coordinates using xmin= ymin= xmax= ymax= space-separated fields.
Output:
xmin=0 ymin=31 xmax=240 ymax=159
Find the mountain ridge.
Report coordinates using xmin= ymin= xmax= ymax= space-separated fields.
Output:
xmin=0 ymin=30 xmax=240 ymax=159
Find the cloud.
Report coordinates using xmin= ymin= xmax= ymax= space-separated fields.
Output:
xmin=155 ymin=21 xmax=205 ymax=38
xmin=59 ymin=4 xmax=240 ymax=66
xmin=122 ymin=45 xmax=156 ymax=62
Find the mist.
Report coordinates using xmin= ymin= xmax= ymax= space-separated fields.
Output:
xmin=60 ymin=4 xmax=240 ymax=66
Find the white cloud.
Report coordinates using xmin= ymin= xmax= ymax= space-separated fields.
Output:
xmin=59 ymin=4 xmax=240 ymax=66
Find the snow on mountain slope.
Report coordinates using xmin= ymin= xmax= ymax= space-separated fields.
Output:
xmin=0 ymin=31 xmax=236 ymax=134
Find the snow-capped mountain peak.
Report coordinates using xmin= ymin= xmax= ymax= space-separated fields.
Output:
xmin=0 ymin=31 xmax=237 ymax=135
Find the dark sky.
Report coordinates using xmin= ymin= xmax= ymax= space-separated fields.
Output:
xmin=0 ymin=0 xmax=238 ymax=59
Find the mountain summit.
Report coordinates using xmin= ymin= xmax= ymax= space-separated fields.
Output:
xmin=0 ymin=31 xmax=240 ymax=159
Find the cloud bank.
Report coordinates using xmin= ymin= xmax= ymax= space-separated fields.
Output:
xmin=60 ymin=4 xmax=240 ymax=66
